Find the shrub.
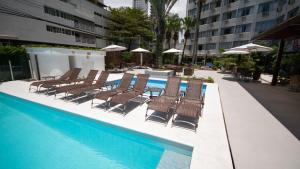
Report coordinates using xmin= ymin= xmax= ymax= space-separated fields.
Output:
xmin=180 ymin=76 xmax=214 ymax=83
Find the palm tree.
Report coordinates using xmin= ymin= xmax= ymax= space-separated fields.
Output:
xmin=171 ymin=15 xmax=181 ymax=48
xmin=165 ymin=16 xmax=173 ymax=49
xmin=165 ymin=14 xmax=181 ymax=49
xmin=192 ymin=0 xmax=206 ymax=64
xmin=181 ymin=17 xmax=196 ymax=62
xmin=145 ymin=0 xmax=178 ymax=67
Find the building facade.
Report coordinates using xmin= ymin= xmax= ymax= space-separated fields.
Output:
xmin=186 ymin=0 xmax=300 ymax=56
xmin=133 ymin=0 xmax=148 ymax=13
xmin=0 ymin=0 xmax=110 ymax=48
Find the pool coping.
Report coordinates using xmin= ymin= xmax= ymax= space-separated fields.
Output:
xmin=0 ymin=75 xmax=233 ymax=169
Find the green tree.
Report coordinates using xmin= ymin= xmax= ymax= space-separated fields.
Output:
xmin=192 ymin=0 xmax=206 ymax=64
xmin=171 ymin=14 xmax=181 ymax=48
xmin=165 ymin=14 xmax=181 ymax=49
xmin=107 ymin=7 xmax=153 ymax=51
xmin=181 ymin=17 xmax=196 ymax=62
xmin=145 ymin=0 xmax=178 ymax=66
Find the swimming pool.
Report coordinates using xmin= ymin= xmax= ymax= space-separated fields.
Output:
xmin=0 ymin=92 xmax=192 ymax=169
xmin=115 ymin=78 xmax=207 ymax=96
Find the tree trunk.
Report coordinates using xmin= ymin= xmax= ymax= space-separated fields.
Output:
xmin=155 ymin=17 xmax=165 ymax=67
xmin=191 ymin=1 xmax=203 ymax=64
xmin=181 ymin=38 xmax=187 ymax=64
xmin=271 ymin=39 xmax=285 ymax=86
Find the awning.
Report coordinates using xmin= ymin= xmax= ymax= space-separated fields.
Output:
xmin=253 ymin=15 xmax=300 ymax=40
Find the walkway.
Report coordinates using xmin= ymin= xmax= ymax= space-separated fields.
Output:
xmin=194 ymin=70 xmax=300 ymax=169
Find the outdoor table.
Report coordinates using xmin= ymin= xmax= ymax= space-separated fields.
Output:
xmin=147 ymin=87 xmax=163 ymax=99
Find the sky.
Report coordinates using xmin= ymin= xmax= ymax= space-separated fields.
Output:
xmin=103 ymin=0 xmax=187 ymax=18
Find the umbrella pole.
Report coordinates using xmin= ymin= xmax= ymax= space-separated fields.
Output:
xmin=140 ymin=53 xmax=143 ymax=67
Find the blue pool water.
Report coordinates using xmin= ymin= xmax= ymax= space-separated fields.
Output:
xmin=115 ymin=78 xmax=207 ymax=96
xmin=0 ymin=92 xmax=192 ymax=169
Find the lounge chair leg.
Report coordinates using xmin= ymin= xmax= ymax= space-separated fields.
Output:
xmin=145 ymin=108 xmax=148 ymax=121
xmin=123 ymin=104 xmax=126 ymax=116
xmin=91 ymin=99 xmax=94 ymax=108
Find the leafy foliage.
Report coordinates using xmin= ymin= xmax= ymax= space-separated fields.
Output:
xmin=281 ymin=53 xmax=300 ymax=76
xmin=121 ymin=51 xmax=133 ymax=62
xmin=107 ymin=7 xmax=153 ymax=50
xmin=165 ymin=14 xmax=181 ymax=48
xmin=145 ymin=0 xmax=178 ymax=66
xmin=0 ymin=45 xmax=27 ymax=65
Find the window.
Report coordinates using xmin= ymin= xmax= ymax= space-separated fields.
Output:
xmin=223 ymin=10 xmax=236 ymax=20
xmin=202 ymin=4 xmax=209 ymax=12
xmin=210 ymin=0 xmax=221 ymax=8
xmin=237 ymin=6 xmax=252 ymax=17
xmin=199 ymin=31 xmax=207 ymax=38
xmin=221 ymin=27 xmax=234 ymax=35
xmin=44 ymin=6 xmax=74 ymax=21
xmin=258 ymin=1 xmax=275 ymax=16
xmin=198 ymin=44 xmax=203 ymax=50
xmin=219 ymin=42 xmax=232 ymax=49
xmin=287 ymin=7 xmax=299 ymax=18
xmin=224 ymin=0 xmax=238 ymax=5
xmin=233 ymin=41 xmax=249 ymax=47
xmin=255 ymin=20 xmax=276 ymax=33
xmin=288 ymin=0 xmax=295 ymax=5
xmin=46 ymin=25 xmax=75 ymax=36
xmin=235 ymin=24 xmax=251 ymax=33
xmin=207 ymin=29 xmax=218 ymax=36
xmin=205 ymin=43 xmax=216 ymax=50
xmin=276 ymin=15 xmax=285 ymax=24
xmin=209 ymin=15 xmax=220 ymax=23
xmin=188 ymin=8 xmax=196 ymax=17
xmin=200 ymin=18 xmax=208 ymax=25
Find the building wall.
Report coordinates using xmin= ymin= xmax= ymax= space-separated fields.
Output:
xmin=0 ymin=0 xmax=110 ymax=48
xmin=186 ymin=0 xmax=300 ymax=56
xmin=26 ymin=47 xmax=105 ymax=79
xmin=133 ymin=0 xmax=148 ymax=13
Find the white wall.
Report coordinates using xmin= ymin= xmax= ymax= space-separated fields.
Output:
xmin=26 ymin=47 xmax=105 ymax=80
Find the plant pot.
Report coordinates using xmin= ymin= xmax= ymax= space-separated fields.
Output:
xmin=253 ymin=70 xmax=261 ymax=81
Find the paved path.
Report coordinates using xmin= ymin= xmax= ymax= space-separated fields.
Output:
xmin=194 ymin=70 xmax=300 ymax=169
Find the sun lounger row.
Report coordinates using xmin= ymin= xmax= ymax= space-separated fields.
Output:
xmin=29 ymin=68 xmax=204 ymax=130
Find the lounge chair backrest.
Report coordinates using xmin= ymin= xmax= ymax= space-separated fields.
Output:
xmin=95 ymin=71 xmax=109 ymax=86
xmin=133 ymin=74 xmax=149 ymax=94
xmin=117 ymin=73 xmax=134 ymax=91
xmin=57 ymin=69 xmax=73 ymax=80
xmin=164 ymin=77 xmax=181 ymax=97
xmin=82 ymin=70 xmax=98 ymax=84
xmin=185 ymin=79 xmax=203 ymax=100
xmin=68 ymin=68 xmax=81 ymax=81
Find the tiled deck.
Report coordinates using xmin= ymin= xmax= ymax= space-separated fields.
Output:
xmin=0 ymin=74 xmax=233 ymax=169
xmin=194 ymin=70 xmax=300 ymax=169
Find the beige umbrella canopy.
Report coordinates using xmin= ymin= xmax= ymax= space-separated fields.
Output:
xmin=230 ymin=43 xmax=273 ymax=52
xmin=222 ymin=50 xmax=250 ymax=55
xmin=163 ymin=48 xmax=182 ymax=54
xmin=101 ymin=44 xmax=127 ymax=52
xmin=131 ymin=47 xmax=150 ymax=66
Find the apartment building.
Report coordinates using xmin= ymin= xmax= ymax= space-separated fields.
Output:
xmin=186 ymin=0 xmax=300 ymax=56
xmin=133 ymin=0 xmax=148 ymax=13
xmin=0 ymin=0 xmax=110 ymax=48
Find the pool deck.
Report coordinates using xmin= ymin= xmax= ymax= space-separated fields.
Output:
xmin=0 ymin=74 xmax=233 ymax=169
xmin=194 ymin=70 xmax=300 ymax=169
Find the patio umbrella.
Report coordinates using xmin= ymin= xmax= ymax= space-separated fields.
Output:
xmin=230 ymin=43 xmax=273 ymax=52
xmin=222 ymin=50 xmax=250 ymax=55
xmin=101 ymin=45 xmax=126 ymax=68
xmin=100 ymin=44 xmax=127 ymax=52
xmin=163 ymin=48 xmax=182 ymax=54
xmin=131 ymin=47 xmax=150 ymax=66
xmin=163 ymin=48 xmax=182 ymax=64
